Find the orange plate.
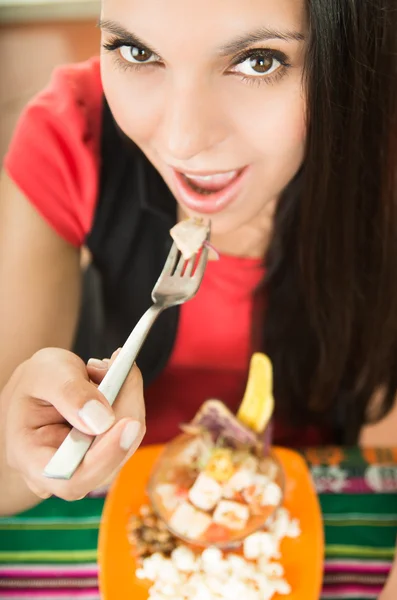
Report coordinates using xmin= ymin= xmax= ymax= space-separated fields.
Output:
xmin=98 ymin=445 xmax=324 ymax=600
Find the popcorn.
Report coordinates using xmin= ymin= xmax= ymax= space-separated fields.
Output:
xmin=135 ymin=568 xmax=146 ymax=580
xmin=184 ymin=573 xmax=205 ymax=596
xmin=171 ymin=546 xmax=198 ymax=572
xmin=141 ymin=535 xmax=297 ymax=600
xmin=201 ymin=546 xmax=223 ymax=565
xmin=243 ymin=531 xmax=278 ymax=560
xmin=261 ymin=481 xmax=283 ymax=507
xmin=169 ymin=502 xmax=212 ymax=539
xmin=226 ymin=553 xmax=250 ymax=574
xmin=221 ymin=577 xmax=254 ymax=600
xmin=287 ymin=518 xmax=301 ymax=538
xmin=240 ymin=588 xmax=262 ymax=600
xmin=139 ymin=553 xmax=168 ymax=580
xmin=201 ymin=547 xmax=226 ymax=575
xmin=188 ymin=472 xmax=223 ymax=511
xmin=252 ymin=573 xmax=275 ymax=600
xmin=270 ymin=507 xmax=291 ymax=540
xmin=213 ymin=500 xmax=249 ymax=530
xmin=135 ymin=502 xmax=301 ymax=600
xmin=271 ymin=578 xmax=292 ymax=595
xmin=190 ymin=584 xmax=213 ymax=600
xmin=157 ymin=562 xmax=181 ymax=584
xmin=202 ymin=575 xmax=225 ymax=595
xmin=258 ymin=560 xmax=284 ymax=578
xmin=160 ymin=582 xmax=178 ymax=596
xmin=243 ymin=532 xmax=265 ymax=560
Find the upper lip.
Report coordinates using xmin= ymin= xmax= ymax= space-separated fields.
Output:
xmin=169 ymin=166 xmax=245 ymax=176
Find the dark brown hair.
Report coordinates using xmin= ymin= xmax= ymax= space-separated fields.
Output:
xmin=264 ymin=0 xmax=397 ymax=443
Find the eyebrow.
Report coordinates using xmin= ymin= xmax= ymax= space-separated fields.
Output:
xmin=99 ymin=19 xmax=162 ymax=56
xmin=98 ymin=19 xmax=305 ymax=58
xmin=218 ymin=27 xmax=305 ymax=56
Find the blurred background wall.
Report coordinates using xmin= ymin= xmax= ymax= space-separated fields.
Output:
xmin=0 ymin=0 xmax=101 ymax=163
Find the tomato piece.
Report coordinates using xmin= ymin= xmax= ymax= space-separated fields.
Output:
xmin=243 ymin=485 xmax=257 ymax=504
xmin=233 ymin=491 xmax=246 ymax=503
xmin=175 ymin=487 xmax=189 ymax=499
xmin=204 ymin=523 xmax=230 ymax=543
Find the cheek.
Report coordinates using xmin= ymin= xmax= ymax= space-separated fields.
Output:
xmin=229 ymin=80 xmax=307 ymax=162
xmin=100 ymin=56 xmax=164 ymax=144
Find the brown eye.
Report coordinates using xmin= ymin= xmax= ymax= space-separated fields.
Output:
xmin=119 ymin=45 xmax=159 ymax=64
xmin=232 ymin=52 xmax=282 ymax=78
xmin=249 ymin=55 xmax=274 ymax=74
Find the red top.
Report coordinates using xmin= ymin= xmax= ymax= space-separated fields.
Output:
xmin=145 ymin=254 xmax=265 ymax=444
xmin=4 ymin=58 xmax=328 ymax=447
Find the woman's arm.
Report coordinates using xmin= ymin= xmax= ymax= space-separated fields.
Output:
xmin=0 ymin=171 xmax=146 ymax=516
xmin=0 ymin=169 xmax=81 ymax=514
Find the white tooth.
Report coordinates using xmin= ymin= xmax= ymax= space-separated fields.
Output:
xmin=184 ymin=170 xmax=237 ymax=183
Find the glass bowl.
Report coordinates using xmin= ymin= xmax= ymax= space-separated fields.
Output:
xmin=147 ymin=433 xmax=285 ymax=550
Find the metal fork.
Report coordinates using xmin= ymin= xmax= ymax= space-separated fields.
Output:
xmin=43 ymin=230 xmax=210 ymax=480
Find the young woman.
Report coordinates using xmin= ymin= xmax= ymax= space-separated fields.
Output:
xmin=0 ymin=0 xmax=396 ymax=540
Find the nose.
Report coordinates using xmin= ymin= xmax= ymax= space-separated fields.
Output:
xmin=158 ymin=78 xmax=229 ymax=162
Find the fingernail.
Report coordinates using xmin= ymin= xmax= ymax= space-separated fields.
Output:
xmin=87 ymin=358 xmax=108 ymax=369
xmin=120 ymin=421 xmax=141 ymax=452
xmin=79 ymin=399 xmax=115 ymax=435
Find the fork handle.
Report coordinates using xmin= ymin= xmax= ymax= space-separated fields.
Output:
xmin=43 ymin=304 xmax=163 ymax=480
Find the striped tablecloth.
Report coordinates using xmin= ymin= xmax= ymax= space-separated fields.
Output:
xmin=1 ymin=447 xmax=397 ymax=600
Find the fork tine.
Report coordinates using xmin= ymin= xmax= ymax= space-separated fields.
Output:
xmin=184 ymin=255 xmax=196 ymax=277
xmin=191 ymin=225 xmax=211 ymax=280
xmin=174 ymin=253 xmax=186 ymax=276
xmin=163 ymin=242 xmax=180 ymax=274
xmin=192 ymin=245 xmax=209 ymax=281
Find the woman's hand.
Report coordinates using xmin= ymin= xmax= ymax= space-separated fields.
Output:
xmin=2 ymin=347 xmax=145 ymax=502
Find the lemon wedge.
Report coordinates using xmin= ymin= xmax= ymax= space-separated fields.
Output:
xmin=237 ymin=353 xmax=274 ymax=433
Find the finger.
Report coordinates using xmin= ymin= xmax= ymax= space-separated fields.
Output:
xmin=25 ymin=481 xmax=52 ymax=500
xmin=87 ymin=358 xmax=109 ymax=385
xmin=26 ymin=418 xmax=145 ymax=501
xmin=86 ymin=349 xmax=120 ymax=384
xmin=17 ymin=365 xmax=145 ymax=470
xmin=25 ymin=348 xmax=115 ymax=436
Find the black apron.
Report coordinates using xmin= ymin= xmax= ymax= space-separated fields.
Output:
xmin=73 ymin=98 xmax=180 ymax=386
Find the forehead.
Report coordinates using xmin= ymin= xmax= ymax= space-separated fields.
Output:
xmin=101 ymin=0 xmax=307 ymax=50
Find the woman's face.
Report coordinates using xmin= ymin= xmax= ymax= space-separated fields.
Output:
xmin=100 ymin=0 xmax=307 ymax=234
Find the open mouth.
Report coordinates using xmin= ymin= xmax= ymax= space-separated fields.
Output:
xmin=181 ymin=170 xmax=242 ymax=195
xmin=171 ymin=167 xmax=249 ymax=214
